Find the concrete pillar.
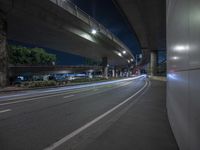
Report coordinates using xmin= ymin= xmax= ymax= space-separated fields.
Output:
xmin=88 ymin=72 xmax=93 ymax=79
xmin=119 ymin=70 xmax=123 ymax=77
xmin=150 ymin=51 xmax=157 ymax=76
xmin=112 ymin=68 xmax=115 ymax=77
xmin=146 ymin=63 xmax=151 ymax=75
xmin=103 ymin=67 xmax=108 ymax=79
xmin=115 ymin=69 xmax=118 ymax=78
xmin=127 ymin=68 xmax=130 ymax=77
xmin=0 ymin=13 xmax=8 ymax=87
xmin=102 ymin=57 xmax=108 ymax=79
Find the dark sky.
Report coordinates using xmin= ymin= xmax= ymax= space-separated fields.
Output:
xmin=71 ymin=0 xmax=141 ymax=55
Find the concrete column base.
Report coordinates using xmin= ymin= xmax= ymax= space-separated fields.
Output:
xmin=150 ymin=51 xmax=157 ymax=76
xmin=103 ymin=67 xmax=108 ymax=79
xmin=0 ymin=14 xmax=8 ymax=87
xmin=112 ymin=69 xmax=115 ymax=77
xmin=102 ymin=57 xmax=108 ymax=79
xmin=120 ymin=71 xmax=123 ymax=77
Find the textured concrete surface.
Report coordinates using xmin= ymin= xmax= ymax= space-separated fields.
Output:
xmin=78 ymin=80 xmax=179 ymax=150
xmin=167 ymin=0 xmax=200 ymax=149
xmin=0 ymin=78 xmax=179 ymax=150
xmin=0 ymin=12 xmax=7 ymax=87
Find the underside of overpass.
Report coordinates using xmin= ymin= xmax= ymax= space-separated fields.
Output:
xmin=114 ymin=0 xmax=166 ymax=75
xmin=0 ymin=1 xmax=199 ymax=150
xmin=0 ymin=0 xmax=135 ymax=86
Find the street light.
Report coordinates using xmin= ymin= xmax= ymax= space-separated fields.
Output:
xmin=117 ymin=52 xmax=122 ymax=57
xmin=91 ymin=29 xmax=97 ymax=35
xmin=136 ymin=54 xmax=142 ymax=66
xmin=122 ymin=50 xmax=126 ymax=54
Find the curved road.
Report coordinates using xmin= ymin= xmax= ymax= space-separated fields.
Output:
xmin=0 ymin=76 xmax=178 ymax=150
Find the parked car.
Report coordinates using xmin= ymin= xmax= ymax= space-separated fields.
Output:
xmin=13 ymin=78 xmax=23 ymax=85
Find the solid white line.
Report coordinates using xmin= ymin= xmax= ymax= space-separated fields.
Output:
xmin=43 ymin=81 xmax=148 ymax=150
xmin=63 ymin=95 xmax=74 ymax=99
xmin=0 ymin=77 xmax=139 ymax=106
xmin=0 ymin=109 xmax=12 ymax=114
xmin=0 ymin=75 xmax=145 ymax=100
xmin=0 ymin=89 xmax=92 ymax=106
xmin=0 ymin=93 xmax=67 ymax=106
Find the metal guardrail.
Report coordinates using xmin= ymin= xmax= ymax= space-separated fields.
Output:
xmin=49 ymin=0 xmax=134 ymax=60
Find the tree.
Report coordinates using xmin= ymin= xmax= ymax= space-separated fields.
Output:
xmin=8 ymin=45 xmax=56 ymax=65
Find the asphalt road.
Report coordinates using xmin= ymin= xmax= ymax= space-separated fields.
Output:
xmin=0 ymin=76 xmax=178 ymax=150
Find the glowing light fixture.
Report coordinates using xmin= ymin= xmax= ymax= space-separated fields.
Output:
xmin=91 ymin=29 xmax=97 ymax=35
xmin=130 ymin=59 xmax=134 ymax=62
xmin=172 ymin=56 xmax=179 ymax=60
xmin=117 ymin=52 xmax=122 ymax=57
xmin=174 ymin=45 xmax=189 ymax=52
xmin=122 ymin=50 xmax=126 ymax=54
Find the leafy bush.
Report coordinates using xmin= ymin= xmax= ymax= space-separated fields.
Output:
xmin=22 ymin=81 xmax=57 ymax=88
xmin=8 ymin=45 xmax=56 ymax=65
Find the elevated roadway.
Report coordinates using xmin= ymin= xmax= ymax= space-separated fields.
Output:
xmin=0 ymin=0 xmax=135 ymax=86
xmin=114 ymin=0 xmax=166 ymax=74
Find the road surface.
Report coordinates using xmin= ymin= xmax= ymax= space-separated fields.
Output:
xmin=0 ymin=76 xmax=178 ymax=150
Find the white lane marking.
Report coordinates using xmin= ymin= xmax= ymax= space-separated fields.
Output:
xmin=0 ymin=88 xmax=92 ymax=106
xmin=43 ymin=81 xmax=149 ymax=150
xmin=0 ymin=78 xmax=138 ymax=106
xmin=0 ymin=88 xmax=91 ymax=103
xmin=0 ymin=109 xmax=12 ymax=114
xmin=63 ymin=95 xmax=74 ymax=99
xmin=0 ymin=75 xmax=146 ymax=100
xmin=0 ymin=94 xmax=65 ymax=106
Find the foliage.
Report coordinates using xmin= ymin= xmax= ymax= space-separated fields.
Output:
xmin=70 ymin=77 xmax=107 ymax=83
xmin=8 ymin=45 xmax=56 ymax=65
xmin=22 ymin=80 xmax=57 ymax=88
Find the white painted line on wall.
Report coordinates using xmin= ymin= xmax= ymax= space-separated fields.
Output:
xmin=0 ymin=109 xmax=12 ymax=114
xmin=43 ymin=81 xmax=149 ymax=150
xmin=63 ymin=95 xmax=74 ymax=99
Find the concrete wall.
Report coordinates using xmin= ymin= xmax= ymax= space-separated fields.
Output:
xmin=167 ymin=0 xmax=200 ymax=150
xmin=0 ymin=13 xmax=8 ymax=87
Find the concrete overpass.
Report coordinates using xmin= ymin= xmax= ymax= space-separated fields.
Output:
xmin=0 ymin=0 xmax=135 ymax=86
xmin=114 ymin=0 xmax=166 ymax=75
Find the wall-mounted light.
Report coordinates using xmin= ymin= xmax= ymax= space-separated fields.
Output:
xmin=130 ymin=59 xmax=134 ymax=62
xmin=172 ymin=56 xmax=179 ymax=60
xmin=173 ymin=45 xmax=189 ymax=52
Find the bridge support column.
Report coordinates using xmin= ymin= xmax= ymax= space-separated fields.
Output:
xmin=112 ymin=68 xmax=115 ymax=77
xmin=115 ymin=69 xmax=118 ymax=78
xmin=0 ymin=13 xmax=8 ymax=87
xmin=102 ymin=57 xmax=108 ymax=79
xmin=127 ymin=68 xmax=131 ymax=77
xmin=150 ymin=51 xmax=157 ymax=76
xmin=103 ymin=67 xmax=108 ymax=79
xmin=119 ymin=70 xmax=123 ymax=77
